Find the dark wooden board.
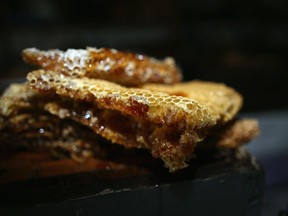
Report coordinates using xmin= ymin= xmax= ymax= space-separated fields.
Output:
xmin=0 ymin=148 xmax=264 ymax=216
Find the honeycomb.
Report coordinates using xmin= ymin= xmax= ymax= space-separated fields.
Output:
xmin=22 ymin=47 xmax=182 ymax=86
xmin=142 ymin=81 xmax=243 ymax=123
xmin=27 ymin=70 xmax=217 ymax=130
xmin=0 ymin=82 xmax=258 ymax=172
xmin=0 ymin=84 xmax=106 ymax=161
xmin=25 ymin=69 xmax=246 ymax=171
xmin=0 ymin=83 xmax=37 ymax=116
xmin=0 ymin=45 xmax=259 ymax=172
xmin=212 ymin=119 xmax=260 ymax=148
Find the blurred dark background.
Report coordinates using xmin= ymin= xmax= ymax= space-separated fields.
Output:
xmin=1 ymin=1 xmax=288 ymax=215
xmin=1 ymin=0 xmax=288 ymax=112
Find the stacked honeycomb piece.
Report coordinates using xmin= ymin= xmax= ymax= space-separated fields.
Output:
xmin=0 ymin=47 xmax=259 ymax=172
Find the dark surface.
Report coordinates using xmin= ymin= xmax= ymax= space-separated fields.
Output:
xmin=0 ymin=148 xmax=264 ymax=216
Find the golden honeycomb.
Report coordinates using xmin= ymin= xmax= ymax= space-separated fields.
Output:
xmin=0 ymin=46 xmax=259 ymax=172
xmin=0 ymin=81 xmax=258 ymax=172
xmin=24 ymin=69 xmax=247 ymax=171
xmin=22 ymin=47 xmax=182 ymax=86
xmin=142 ymin=81 xmax=243 ymax=123
xmin=27 ymin=69 xmax=218 ymax=130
